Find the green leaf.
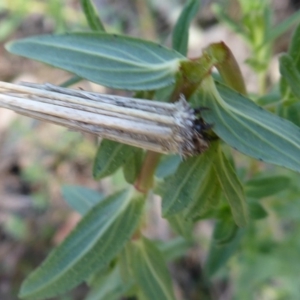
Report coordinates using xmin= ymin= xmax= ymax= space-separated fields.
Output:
xmin=155 ymin=155 xmax=181 ymax=179
xmin=184 ymin=165 xmax=221 ymax=220
xmin=278 ymin=22 xmax=300 ymax=102
xmin=123 ymin=148 xmax=144 ymax=184
xmin=261 ymin=10 xmax=300 ymax=50
xmin=167 ymin=214 xmax=193 ymax=239
xmin=93 ymin=140 xmax=139 ymax=180
xmin=6 ymin=33 xmax=185 ymax=90
xmin=120 ymin=237 xmax=191 ymax=296
xmin=156 ymin=237 xmax=192 ymax=262
xmin=213 ymin=146 xmax=248 ymax=227
xmin=61 ymin=185 xmax=104 ymax=215
xmin=205 ymin=228 xmax=244 ymax=277
xmin=131 ymin=238 xmax=176 ymax=300
xmin=287 ymin=22 xmax=300 ymax=70
xmin=279 ymin=102 xmax=300 ymax=127
xmin=213 ymin=219 xmax=238 ymax=245
xmin=80 ymin=0 xmax=105 ymax=32
xmin=256 ymin=89 xmax=281 ymax=107
xmin=19 ymin=189 xmax=144 ymax=299
xmin=85 ymin=265 xmax=133 ymax=300
xmin=161 ymin=146 xmax=215 ymax=217
xmin=60 ymin=75 xmax=82 ymax=87
xmin=172 ymin=0 xmax=201 ymax=56
xmin=198 ymin=77 xmax=300 ymax=174
xmin=119 ymin=243 xmax=136 ymax=287
xmin=248 ymin=202 xmax=268 ymax=220
xmin=245 ymin=175 xmax=290 ymax=198
xmin=279 ymin=54 xmax=300 ymax=100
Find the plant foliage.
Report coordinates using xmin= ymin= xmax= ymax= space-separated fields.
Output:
xmin=4 ymin=0 xmax=300 ymax=299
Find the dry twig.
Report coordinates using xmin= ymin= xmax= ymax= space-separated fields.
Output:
xmin=0 ymin=81 xmax=208 ymax=155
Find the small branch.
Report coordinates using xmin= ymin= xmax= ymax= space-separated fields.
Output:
xmin=134 ymin=151 xmax=161 ymax=193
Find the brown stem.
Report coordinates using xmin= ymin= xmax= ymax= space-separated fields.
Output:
xmin=134 ymin=151 xmax=161 ymax=193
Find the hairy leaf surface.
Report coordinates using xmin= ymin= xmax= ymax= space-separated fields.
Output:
xmin=93 ymin=140 xmax=139 ymax=180
xmin=161 ymin=146 xmax=215 ymax=216
xmin=198 ymin=78 xmax=300 ymax=173
xmin=214 ymin=147 xmax=248 ymax=227
xmin=131 ymin=238 xmax=176 ymax=300
xmin=85 ymin=265 xmax=133 ymax=300
xmin=123 ymin=148 xmax=144 ymax=184
xmin=205 ymin=228 xmax=244 ymax=277
xmin=184 ymin=166 xmax=221 ymax=220
xmin=7 ymin=33 xmax=185 ymax=90
xmin=61 ymin=185 xmax=104 ymax=215
xmin=19 ymin=189 xmax=144 ymax=299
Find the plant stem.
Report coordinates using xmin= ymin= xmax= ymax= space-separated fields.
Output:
xmin=134 ymin=151 xmax=161 ymax=193
xmin=134 ymin=45 xmax=242 ymax=193
xmin=258 ymin=70 xmax=267 ymax=95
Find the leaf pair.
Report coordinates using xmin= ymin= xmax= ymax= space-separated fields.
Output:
xmin=19 ymin=188 xmax=144 ymax=299
xmin=121 ymin=238 xmax=176 ymax=300
xmin=204 ymin=173 xmax=291 ymax=277
xmin=161 ymin=142 xmax=248 ymax=227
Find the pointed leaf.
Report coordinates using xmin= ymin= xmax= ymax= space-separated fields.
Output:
xmin=123 ymin=148 xmax=144 ymax=184
xmin=93 ymin=140 xmax=139 ymax=180
xmin=167 ymin=214 xmax=193 ymax=239
xmin=161 ymin=146 xmax=215 ymax=216
xmin=278 ymin=21 xmax=300 ymax=102
xmin=261 ymin=10 xmax=300 ymax=50
xmin=287 ymin=22 xmax=300 ymax=70
xmin=6 ymin=33 xmax=185 ymax=90
xmin=279 ymin=53 xmax=300 ymax=100
xmin=213 ymin=219 xmax=238 ymax=245
xmin=205 ymin=228 xmax=244 ymax=277
xmin=245 ymin=175 xmax=290 ymax=198
xmin=85 ymin=265 xmax=133 ymax=300
xmin=198 ymin=78 xmax=300 ymax=173
xmin=60 ymin=75 xmax=82 ymax=87
xmin=278 ymin=102 xmax=300 ymax=127
xmin=119 ymin=243 xmax=137 ymax=287
xmin=213 ymin=147 xmax=248 ymax=227
xmin=61 ymin=185 xmax=104 ymax=215
xmin=172 ymin=0 xmax=201 ymax=55
xmin=248 ymin=202 xmax=268 ymax=220
xmin=131 ymin=238 xmax=176 ymax=300
xmin=184 ymin=166 xmax=221 ymax=220
xmin=157 ymin=237 xmax=192 ymax=262
xmin=19 ymin=189 xmax=144 ymax=299
xmin=155 ymin=155 xmax=181 ymax=179
xmin=80 ymin=0 xmax=105 ymax=32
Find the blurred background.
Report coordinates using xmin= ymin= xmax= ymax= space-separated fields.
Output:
xmin=0 ymin=0 xmax=300 ymax=299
